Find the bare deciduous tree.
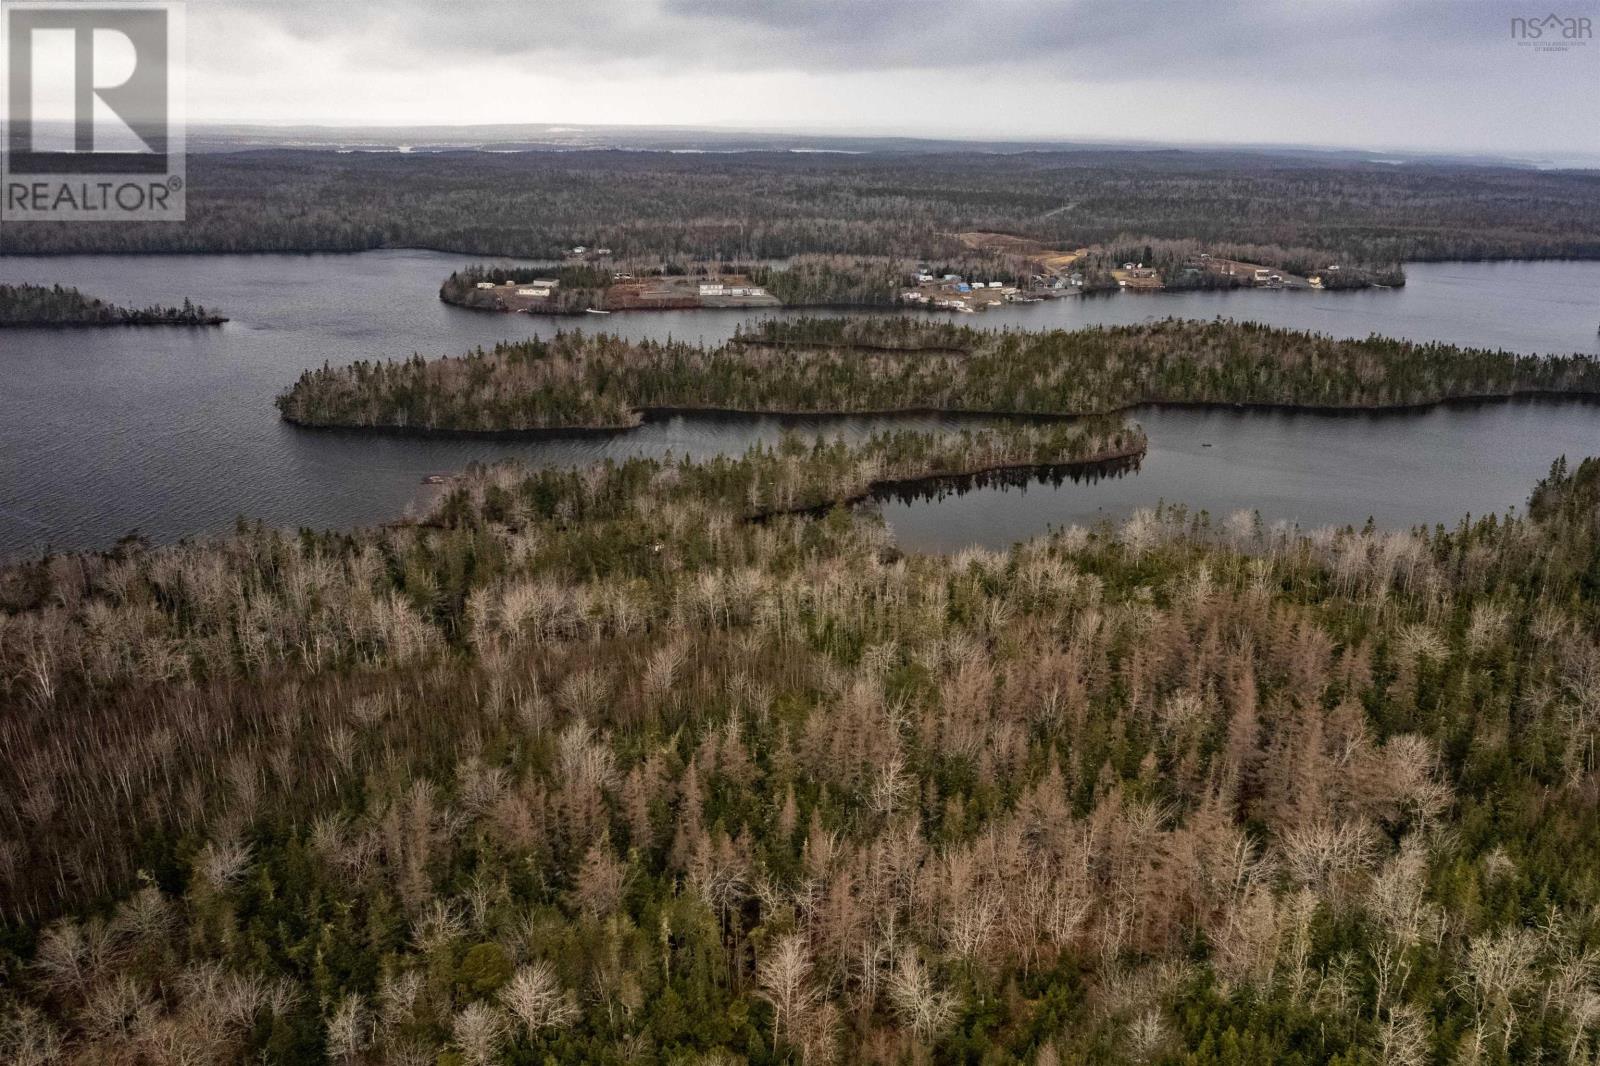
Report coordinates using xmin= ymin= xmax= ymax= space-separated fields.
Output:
xmin=500 ymin=962 xmax=579 ymax=1036
xmin=757 ymin=932 xmax=820 ymax=1046
xmin=887 ymin=951 xmax=957 ymax=1042
xmin=325 ymin=992 xmax=370 ymax=1062
xmin=450 ymin=1001 xmax=508 ymax=1066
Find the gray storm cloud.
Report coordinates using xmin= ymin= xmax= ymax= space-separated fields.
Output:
xmin=184 ymin=0 xmax=1599 ymax=158
xmin=204 ymin=0 xmax=1509 ymax=75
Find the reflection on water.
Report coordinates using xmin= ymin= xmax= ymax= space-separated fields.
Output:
xmin=879 ymin=400 xmax=1600 ymax=553
xmin=869 ymin=455 xmax=1142 ymax=509
xmin=0 ymin=250 xmax=1597 ymax=559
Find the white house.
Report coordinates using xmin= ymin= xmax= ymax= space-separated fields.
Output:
xmin=475 ymin=281 xmax=495 ymax=290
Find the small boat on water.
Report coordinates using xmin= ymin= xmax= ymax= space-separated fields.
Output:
xmin=586 ymin=308 xmax=612 ymax=315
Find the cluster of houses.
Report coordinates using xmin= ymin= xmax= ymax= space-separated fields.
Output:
xmin=1194 ymin=252 xmax=1342 ymax=289
xmin=901 ymin=270 xmax=1023 ymax=312
xmin=901 ymin=291 xmax=978 ymax=312
xmin=474 ymin=277 xmax=561 ymax=298
xmin=697 ymin=282 xmax=769 ymax=298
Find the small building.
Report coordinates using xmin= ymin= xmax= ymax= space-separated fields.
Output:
xmin=475 ymin=281 xmax=495 ymax=290
xmin=987 ymin=281 xmax=1003 ymax=289
xmin=1253 ymin=269 xmax=1271 ymax=282
xmin=516 ymin=287 xmax=550 ymax=297
xmin=1308 ymin=276 xmax=1324 ymax=289
xmin=956 ymin=283 xmax=972 ymax=293
xmin=595 ymin=247 xmax=612 ymax=256
xmin=943 ymin=274 xmax=962 ymax=282
xmin=699 ymin=283 xmax=726 ymax=296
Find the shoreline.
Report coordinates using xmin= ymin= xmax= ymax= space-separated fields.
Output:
xmin=279 ymin=390 xmax=1600 ymax=440
xmin=439 ymin=291 xmax=899 ymax=318
xmin=0 ymin=316 xmax=228 ymax=329
xmin=744 ymin=442 xmax=1148 ymax=523
xmin=434 ymin=286 xmax=1400 ymax=321
xmin=410 ymin=437 xmax=1150 ymax=528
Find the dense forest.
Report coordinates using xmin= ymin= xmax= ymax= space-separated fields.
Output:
xmin=746 ymin=259 xmax=907 ymax=307
xmin=0 ymin=284 xmax=225 ymax=327
xmin=4 ymin=422 xmax=1600 ymax=1062
xmin=276 ymin=317 xmax=1600 ymax=433
xmin=0 ymin=147 xmax=1596 ymax=265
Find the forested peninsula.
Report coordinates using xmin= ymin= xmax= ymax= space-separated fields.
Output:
xmin=0 ymin=283 xmax=226 ymax=326
xmin=5 ymin=424 xmax=1600 ymax=1062
xmin=276 ymin=317 xmax=1600 ymax=434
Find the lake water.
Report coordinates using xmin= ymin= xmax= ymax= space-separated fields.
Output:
xmin=1 ymin=250 xmax=1597 ymax=559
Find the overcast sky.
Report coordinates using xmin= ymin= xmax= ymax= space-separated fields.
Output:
xmin=180 ymin=0 xmax=1599 ymax=160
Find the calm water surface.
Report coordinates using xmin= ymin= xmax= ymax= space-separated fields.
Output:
xmin=1 ymin=251 xmax=1597 ymax=558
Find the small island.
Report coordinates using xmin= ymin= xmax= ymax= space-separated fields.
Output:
xmin=0 ymin=283 xmax=227 ymax=327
